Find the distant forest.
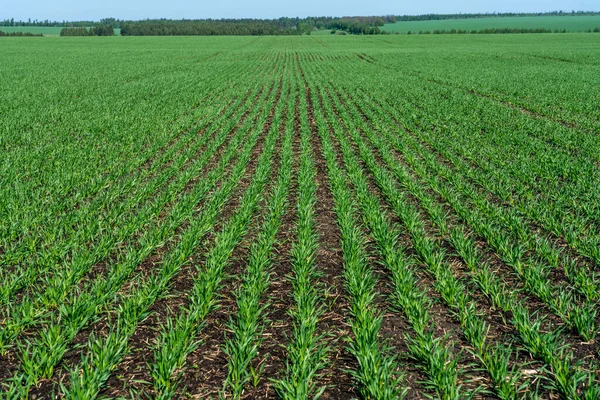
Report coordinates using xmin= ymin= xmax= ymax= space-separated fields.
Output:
xmin=60 ymin=25 xmax=115 ymax=36
xmin=392 ymin=10 xmax=600 ymax=21
xmin=118 ymin=17 xmax=385 ymax=36
xmin=1 ymin=11 xmax=599 ymax=36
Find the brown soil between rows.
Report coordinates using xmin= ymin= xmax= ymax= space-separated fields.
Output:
xmin=241 ymin=92 xmax=300 ymax=400
xmin=100 ymin=127 xmax=276 ymax=398
xmin=348 ymin=107 xmax=545 ymax=395
xmin=303 ymin=73 xmax=357 ymax=400
xmin=310 ymin=80 xmax=430 ymax=398
xmin=392 ymin=115 xmax=599 ymax=386
xmin=176 ymin=78 xmax=287 ymax=399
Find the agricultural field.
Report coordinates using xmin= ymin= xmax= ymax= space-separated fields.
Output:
xmin=381 ymin=15 xmax=600 ymax=33
xmin=1 ymin=34 xmax=599 ymax=399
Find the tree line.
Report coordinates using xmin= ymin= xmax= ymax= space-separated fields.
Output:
xmin=119 ymin=18 xmax=385 ymax=36
xmin=120 ymin=20 xmax=295 ymax=36
xmin=60 ymin=26 xmax=115 ymax=36
xmin=0 ymin=16 xmax=388 ymax=34
xmin=1 ymin=18 xmax=96 ymax=27
xmin=0 ymin=30 xmax=43 ymax=36
xmin=393 ymin=10 xmax=600 ymax=22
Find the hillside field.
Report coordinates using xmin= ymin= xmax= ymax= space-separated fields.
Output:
xmin=1 ymin=34 xmax=599 ymax=399
xmin=381 ymin=15 xmax=600 ymax=32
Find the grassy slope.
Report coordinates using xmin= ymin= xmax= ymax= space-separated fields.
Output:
xmin=381 ymin=15 xmax=600 ymax=33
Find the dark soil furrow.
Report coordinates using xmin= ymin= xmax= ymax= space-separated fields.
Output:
xmin=246 ymin=93 xmax=300 ymax=400
xmin=303 ymin=70 xmax=357 ymax=400
xmin=176 ymin=72 xmax=287 ymax=400
xmin=320 ymin=86 xmax=487 ymax=396
xmin=310 ymin=75 xmax=430 ymax=397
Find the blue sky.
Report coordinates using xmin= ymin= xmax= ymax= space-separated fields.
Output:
xmin=4 ymin=0 xmax=599 ymax=21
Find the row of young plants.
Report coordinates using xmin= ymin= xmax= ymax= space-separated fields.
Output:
xmin=272 ymin=65 xmax=330 ymax=399
xmin=328 ymin=78 xmax=598 ymax=339
xmin=146 ymin=71 xmax=289 ymax=400
xmin=1 ymin=116 xmax=224 ymax=347
xmin=403 ymin=54 xmax=600 ymax=134
xmin=0 ymin=62 xmax=267 ymax=323
xmin=349 ymin=52 xmax=600 ymax=261
xmin=371 ymin=68 xmax=600 ymax=273
xmin=60 ymin=71 xmax=286 ymax=399
xmin=320 ymin=82 xmax=530 ymax=398
xmin=309 ymin=82 xmax=409 ymax=399
xmin=0 ymin=57 xmax=270 ymax=295
xmin=352 ymin=82 xmax=600 ymax=339
xmin=221 ymin=67 xmax=295 ymax=399
xmin=330 ymin=83 xmax=561 ymax=396
xmin=405 ymin=95 xmax=600 ymax=268
xmin=1 ymin=76 xmax=219 ymax=269
xmin=329 ymin=57 xmax=600 ymax=327
xmin=401 ymin=122 xmax=600 ymax=301
xmin=298 ymin=57 xmax=477 ymax=398
xmin=0 ymin=55 xmax=274 ymax=291
xmin=2 ymin=68 xmax=283 ymax=398
xmin=1 ymin=81 xmax=229 ymax=275
xmin=0 ymin=64 xmax=279 ymax=359
xmin=364 ymin=37 xmax=598 ymax=135
xmin=414 ymin=147 xmax=600 ymax=339
xmin=330 ymin=80 xmax=600 ymax=398
xmin=418 ymin=71 xmax=599 ymax=144
xmin=396 ymin=124 xmax=600 ymax=399
xmin=321 ymin=86 xmax=504 ymax=398
xmin=3 ymin=37 xmax=599 ymax=397
xmin=0 ymin=49 xmax=275 ymax=264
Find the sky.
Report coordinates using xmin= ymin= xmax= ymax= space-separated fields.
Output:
xmin=3 ymin=0 xmax=599 ymax=21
